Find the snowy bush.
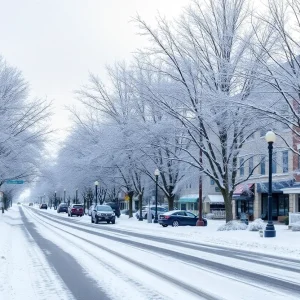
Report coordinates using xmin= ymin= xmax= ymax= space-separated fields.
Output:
xmin=248 ymin=218 xmax=266 ymax=231
xmin=205 ymin=213 xmax=214 ymax=219
xmin=217 ymin=221 xmax=247 ymax=231
xmin=291 ymin=221 xmax=300 ymax=232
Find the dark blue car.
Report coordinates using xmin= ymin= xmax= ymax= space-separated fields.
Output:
xmin=158 ymin=210 xmax=207 ymax=227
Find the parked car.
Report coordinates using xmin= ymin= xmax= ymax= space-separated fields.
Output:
xmin=91 ymin=205 xmax=115 ymax=224
xmin=57 ymin=203 xmax=68 ymax=213
xmin=88 ymin=204 xmax=95 ymax=216
xmin=28 ymin=203 xmax=33 ymax=206
xmin=158 ymin=210 xmax=207 ymax=227
xmin=68 ymin=204 xmax=84 ymax=217
xmin=17 ymin=202 xmax=21 ymax=205
xmin=135 ymin=205 xmax=168 ymax=219
xmin=121 ymin=209 xmax=136 ymax=215
xmin=39 ymin=203 xmax=48 ymax=209
xmin=105 ymin=202 xmax=121 ymax=218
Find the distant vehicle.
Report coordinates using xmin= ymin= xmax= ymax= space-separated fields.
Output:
xmin=135 ymin=205 xmax=168 ymax=219
xmin=39 ymin=203 xmax=48 ymax=209
xmin=57 ymin=203 xmax=68 ymax=213
xmin=91 ymin=205 xmax=115 ymax=224
xmin=88 ymin=204 xmax=95 ymax=216
xmin=17 ymin=202 xmax=21 ymax=205
xmin=121 ymin=209 xmax=136 ymax=215
xmin=28 ymin=203 xmax=33 ymax=206
xmin=105 ymin=202 xmax=121 ymax=218
xmin=68 ymin=204 xmax=84 ymax=217
xmin=158 ymin=210 xmax=207 ymax=227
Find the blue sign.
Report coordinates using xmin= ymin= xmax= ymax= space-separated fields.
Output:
xmin=6 ymin=180 xmax=24 ymax=184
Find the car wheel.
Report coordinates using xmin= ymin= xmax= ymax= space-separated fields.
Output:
xmin=111 ymin=219 xmax=115 ymax=224
xmin=107 ymin=221 xmax=110 ymax=224
xmin=91 ymin=217 xmax=94 ymax=223
xmin=172 ymin=220 xmax=179 ymax=227
xmin=95 ymin=217 xmax=99 ymax=224
xmin=162 ymin=224 xmax=168 ymax=227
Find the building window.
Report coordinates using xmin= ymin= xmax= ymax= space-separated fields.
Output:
xmin=210 ymin=179 xmax=215 ymax=185
xmin=240 ymin=158 xmax=244 ymax=176
xmin=282 ymin=151 xmax=288 ymax=173
xmin=260 ymin=156 xmax=266 ymax=175
xmin=272 ymin=152 xmax=277 ymax=174
xmin=249 ymin=157 xmax=254 ymax=175
xmin=189 ymin=183 xmax=192 ymax=188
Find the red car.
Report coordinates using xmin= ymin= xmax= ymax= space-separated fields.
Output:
xmin=68 ymin=204 xmax=84 ymax=217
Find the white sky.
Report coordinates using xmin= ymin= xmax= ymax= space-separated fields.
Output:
xmin=0 ymin=0 xmax=188 ymax=141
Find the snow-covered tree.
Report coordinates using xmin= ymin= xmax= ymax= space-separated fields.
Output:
xmin=134 ymin=0 xmax=270 ymax=221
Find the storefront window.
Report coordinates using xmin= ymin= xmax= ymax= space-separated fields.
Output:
xmin=261 ymin=194 xmax=289 ymax=219
xmin=181 ymin=203 xmax=186 ymax=210
xmin=236 ymin=200 xmax=254 ymax=218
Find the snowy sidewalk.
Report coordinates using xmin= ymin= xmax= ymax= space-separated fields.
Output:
xmin=0 ymin=206 xmax=73 ymax=300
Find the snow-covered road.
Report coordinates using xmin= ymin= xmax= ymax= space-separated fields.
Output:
xmin=1 ymin=205 xmax=300 ymax=300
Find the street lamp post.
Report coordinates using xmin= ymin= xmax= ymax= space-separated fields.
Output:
xmin=138 ymin=192 xmax=143 ymax=221
xmin=265 ymin=130 xmax=276 ymax=238
xmin=95 ymin=181 xmax=99 ymax=205
xmin=76 ymin=188 xmax=78 ymax=204
xmin=153 ymin=169 xmax=160 ymax=223
xmin=64 ymin=189 xmax=66 ymax=203
xmin=54 ymin=191 xmax=57 ymax=209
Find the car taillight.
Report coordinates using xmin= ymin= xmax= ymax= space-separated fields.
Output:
xmin=72 ymin=208 xmax=76 ymax=211
xmin=164 ymin=215 xmax=170 ymax=219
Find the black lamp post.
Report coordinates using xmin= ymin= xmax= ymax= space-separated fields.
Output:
xmin=265 ymin=130 xmax=276 ymax=238
xmin=95 ymin=181 xmax=99 ymax=205
xmin=76 ymin=188 xmax=78 ymax=204
xmin=153 ymin=168 xmax=160 ymax=223
xmin=64 ymin=189 xmax=66 ymax=203
xmin=138 ymin=192 xmax=143 ymax=221
xmin=54 ymin=191 xmax=57 ymax=209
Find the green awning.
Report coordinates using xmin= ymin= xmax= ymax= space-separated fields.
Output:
xmin=178 ymin=194 xmax=199 ymax=203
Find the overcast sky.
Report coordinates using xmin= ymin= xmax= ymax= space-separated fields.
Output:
xmin=0 ymin=0 xmax=188 ymax=140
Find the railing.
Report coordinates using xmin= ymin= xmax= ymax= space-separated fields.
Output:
xmin=211 ymin=210 xmax=226 ymax=219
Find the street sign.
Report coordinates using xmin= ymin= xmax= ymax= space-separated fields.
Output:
xmin=5 ymin=180 xmax=24 ymax=184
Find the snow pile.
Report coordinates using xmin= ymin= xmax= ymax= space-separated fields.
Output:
xmin=291 ymin=221 xmax=300 ymax=232
xmin=217 ymin=221 xmax=247 ymax=231
xmin=248 ymin=218 xmax=266 ymax=231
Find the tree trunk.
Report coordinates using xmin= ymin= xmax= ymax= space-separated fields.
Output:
xmin=222 ymin=190 xmax=233 ymax=222
xmin=128 ymin=191 xmax=134 ymax=218
xmin=167 ymin=194 xmax=175 ymax=211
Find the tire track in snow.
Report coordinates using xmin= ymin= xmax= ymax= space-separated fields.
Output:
xmin=24 ymin=206 xmax=221 ymax=300
xmin=28 ymin=207 xmax=300 ymax=296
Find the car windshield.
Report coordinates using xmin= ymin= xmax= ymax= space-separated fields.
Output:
xmin=73 ymin=205 xmax=83 ymax=208
xmin=60 ymin=204 xmax=68 ymax=207
xmin=97 ymin=205 xmax=112 ymax=211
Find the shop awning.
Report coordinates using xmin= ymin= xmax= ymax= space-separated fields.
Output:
xmin=281 ymin=182 xmax=300 ymax=194
xmin=204 ymin=194 xmax=224 ymax=204
xmin=178 ymin=194 xmax=199 ymax=203
xmin=257 ymin=179 xmax=294 ymax=193
xmin=233 ymin=183 xmax=254 ymax=195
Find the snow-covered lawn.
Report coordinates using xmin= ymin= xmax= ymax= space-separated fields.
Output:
xmin=38 ymin=204 xmax=300 ymax=259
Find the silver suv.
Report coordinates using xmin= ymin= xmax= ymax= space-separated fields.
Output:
xmin=91 ymin=205 xmax=116 ymax=224
xmin=136 ymin=205 xmax=168 ymax=219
